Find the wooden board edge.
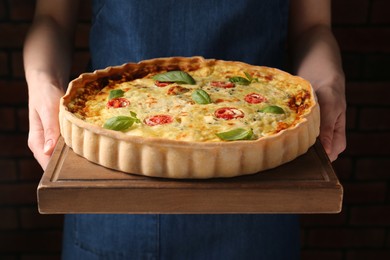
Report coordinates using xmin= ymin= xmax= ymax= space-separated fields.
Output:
xmin=37 ymin=186 xmax=343 ymax=214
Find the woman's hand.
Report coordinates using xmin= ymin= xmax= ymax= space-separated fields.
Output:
xmin=24 ymin=0 xmax=79 ymax=169
xmin=289 ymin=0 xmax=346 ymax=161
xmin=28 ymin=84 xmax=64 ymax=169
xmin=314 ymin=77 xmax=346 ymax=161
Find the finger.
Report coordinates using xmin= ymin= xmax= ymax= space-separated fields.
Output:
xmin=320 ymin=132 xmax=334 ymax=160
xmin=43 ymin=126 xmax=60 ymax=155
xmin=320 ymin=110 xmax=347 ymax=162
xmin=38 ymin=99 xmax=61 ymax=156
xmin=28 ymin=129 xmax=52 ymax=170
xmin=28 ymin=109 xmax=51 ymax=169
xmin=329 ymin=112 xmax=347 ymax=161
xmin=319 ymin=110 xmax=336 ymax=158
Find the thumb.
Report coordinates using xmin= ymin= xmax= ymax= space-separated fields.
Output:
xmin=319 ymin=130 xmax=333 ymax=158
xmin=319 ymin=110 xmax=336 ymax=160
xmin=43 ymin=127 xmax=59 ymax=155
xmin=41 ymin=107 xmax=61 ymax=156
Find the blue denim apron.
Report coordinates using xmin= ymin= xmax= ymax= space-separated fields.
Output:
xmin=63 ymin=1 xmax=300 ymax=259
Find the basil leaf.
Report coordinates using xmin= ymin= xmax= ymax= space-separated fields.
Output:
xmin=108 ymin=89 xmax=124 ymax=100
xmin=245 ymin=72 xmax=258 ymax=83
xmin=216 ymin=128 xmax=253 ymax=141
xmin=129 ymin=111 xmax=141 ymax=123
xmin=103 ymin=116 xmax=134 ymax=131
xmin=192 ymin=89 xmax=212 ymax=104
xmin=244 ymin=72 xmax=253 ymax=81
xmin=229 ymin=72 xmax=258 ymax=85
xmin=260 ymin=105 xmax=285 ymax=114
xmin=152 ymin=71 xmax=195 ymax=85
xmin=229 ymin=76 xmax=251 ymax=86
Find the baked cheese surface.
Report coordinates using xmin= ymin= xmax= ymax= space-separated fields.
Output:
xmin=68 ymin=63 xmax=312 ymax=142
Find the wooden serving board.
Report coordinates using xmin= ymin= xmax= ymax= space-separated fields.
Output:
xmin=37 ymin=137 xmax=343 ymax=214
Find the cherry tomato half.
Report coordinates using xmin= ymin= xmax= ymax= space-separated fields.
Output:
xmin=214 ymin=107 xmax=244 ymax=120
xmin=167 ymin=86 xmax=189 ymax=95
xmin=210 ymin=81 xmax=235 ymax=88
xmin=244 ymin=93 xmax=267 ymax=104
xmin=106 ymin=97 xmax=130 ymax=108
xmin=155 ymin=81 xmax=171 ymax=87
xmin=144 ymin=114 xmax=173 ymax=126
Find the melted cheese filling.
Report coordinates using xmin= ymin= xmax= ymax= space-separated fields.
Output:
xmin=71 ymin=69 xmax=309 ymax=142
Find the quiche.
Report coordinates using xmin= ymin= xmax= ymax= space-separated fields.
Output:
xmin=60 ymin=56 xmax=320 ymax=178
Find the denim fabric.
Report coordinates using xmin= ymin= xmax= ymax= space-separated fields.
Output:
xmin=62 ymin=214 xmax=300 ymax=260
xmin=62 ymin=0 xmax=299 ymax=259
xmin=89 ymin=0 xmax=289 ymax=69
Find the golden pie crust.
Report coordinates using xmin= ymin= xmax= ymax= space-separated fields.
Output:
xmin=60 ymin=56 xmax=320 ymax=179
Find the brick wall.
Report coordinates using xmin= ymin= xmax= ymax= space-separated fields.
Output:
xmin=301 ymin=0 xmax=390 ymax=259
xmin=0 ymin=0 xmax=389 ymax=259
xmin=0 ymin=0 xmax=90 ymax=259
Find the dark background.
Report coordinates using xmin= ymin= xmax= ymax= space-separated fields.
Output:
xmin=1 ymin=0 xmax=389 ymax=259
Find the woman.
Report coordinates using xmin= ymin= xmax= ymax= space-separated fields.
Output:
xmin=24 ymin=0 xmax=346 ymax=259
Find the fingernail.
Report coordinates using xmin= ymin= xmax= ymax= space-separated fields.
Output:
xmin=43 ymin=139 xmax=53 ymax=154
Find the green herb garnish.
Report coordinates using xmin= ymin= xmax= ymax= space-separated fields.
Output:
xmin=103 ymin=111 xmax=141 ymax=131
xmin=152 ymin=71 xmax=196 ymax=85
xmin=108 ymin=89 xmax=125 ymax=100
xmin=229 ymin=76 xmax=251 ymax=85
xmin=259 ymin=105 xmax=285 ymax=114
xmin=216 ymin=128 xmax=254 ymax=141
xmin=229 ymin=72 xmax=258 ymax=86
xmin=244 ymin=72 xmax=259 ymax=83
xmin=192 ymin=89 xmax=212 ymax=104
